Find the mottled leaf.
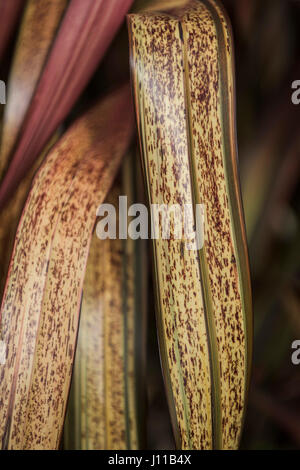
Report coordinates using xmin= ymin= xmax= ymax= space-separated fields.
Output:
xmin=0 ymin=0 xmax=133 ymax=208
xmin=0 ymin=0 xmax=68 ymax=177
xmin=64 ymin=154 xmax=147 ymax=450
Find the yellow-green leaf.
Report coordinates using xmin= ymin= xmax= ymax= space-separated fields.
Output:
xmin=0 ymin=133 xmax=59 ymax=301
xmin=128 ymin=0 xmax=252 ymax=450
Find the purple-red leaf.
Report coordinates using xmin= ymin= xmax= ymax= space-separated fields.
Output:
xmin=0 ymin=0 xmax=133 ymax=208
xmin=0 ymin=0 xmax=68 ymax=177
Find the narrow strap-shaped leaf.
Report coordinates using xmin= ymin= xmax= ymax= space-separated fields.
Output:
xmin=0 ymin=133 xmax=59 ymax=301
xmin=0 ymin=85 xmax=133 ymax=449
xmin=133 ymin=0 xmax=189 ymax=12
xmin=0 ymin=0 xmax=68 ymax=177
xmin=128 ymin=0 xmax=252 ymax=450
xmin=0 ymin=0 xmax=133 ymax=208
xmin=64 ymin=153 xmax=147 ymax=450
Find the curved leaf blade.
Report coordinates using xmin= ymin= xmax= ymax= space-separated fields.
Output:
xmin=0 ymin=0 xmax=68 ymax=177
xmin=128 ymin=0 xmax=252 ymax=450
xmin=0 ymin=0 xmax=133 ymax=208
xmin=65 ymin=154 xmax=147 ymax=450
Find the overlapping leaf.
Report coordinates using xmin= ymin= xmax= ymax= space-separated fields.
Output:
xmin=0 ymin=0 xmax=67 ymax=315
xmin=0 ymin=0 xmax=68 ymax=177
xmin=64 ymin=154 xmax=147 ymax=450
xmin=128 ymin=0 xmax=252 ymax=450
xmin=0 ymin=85 xmax=134 ymax=449
xmin=0 ymin=133 xmax=59 ymax=301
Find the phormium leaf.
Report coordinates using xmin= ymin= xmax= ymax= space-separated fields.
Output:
xmin=0 ymin=0 xmax=133 ymax=208
xmin=0 ymin=0 xmax=68 ymax=178
xmin=0 ymin=0 xmax=25 ymax=62
xmin=65 ymin=154 xmax=147 ymax=450
xmin=0 ymin=84 xmax=133 ymax=449
xmin=128 ymin=0 xmax=253 ymax=450
xmin=133 ymin=0 xmax=189 ymax=13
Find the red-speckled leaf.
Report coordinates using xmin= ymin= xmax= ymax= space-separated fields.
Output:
xmin=0 ymin=84 xmax=134 ymax=449
xmin=128 ymin=0 xmax=252 ymax=450
xmin=0 ymin=0 xmax=133 ymax=208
